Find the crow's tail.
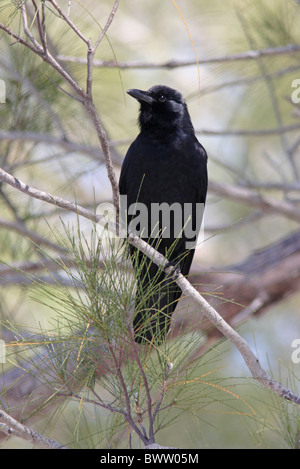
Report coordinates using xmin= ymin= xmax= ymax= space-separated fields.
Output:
xmin=133 ymin=269 xmax=182 ymax=344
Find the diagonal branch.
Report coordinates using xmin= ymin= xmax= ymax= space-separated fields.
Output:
xmin=94 ymin=0 xmax=120 ymax=51
xmin=127 ymin=234 xmax=300 ymax=406
xmin=47 ymin=0 xmax=89 ymax=45
xmin=209 ymin=181 xmax=300 ymax=223
xmin=0 ymin=167 xmax=101 ymax=224
xmin=0 ymin=409 xmax=66 ymax=449
xmin=0 ymin=166 xmax=299 ymax=406
xmin=0 ymin=20 xmax=85 ymax=98
xmin=0 ymin=217 xmax=66 ymax=254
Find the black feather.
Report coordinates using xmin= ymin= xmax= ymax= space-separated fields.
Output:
xmin=119 ymin=85 xmax=208 ymax=344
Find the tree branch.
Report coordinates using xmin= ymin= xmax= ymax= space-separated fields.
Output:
xmin=47 ymin=0 xmax=89 ymax=45
xmin=0 ymin=167 xmax=102 ymax=224
xmin=0 ymin=217 xmax=66 ymax=254
xmin=0 ymin=409 xmax=66 ymax=449
xmin=196 ymin=123 xmax=300 ymax=137
xmin=1 ymin=167 xmax=299 ymax=405
xmin=209 ymin=181 xmax=300 ymax=223
xmin=0 ymin=130 xmax=123 ymax=164
xmin=127 ymin=233 xmax=300 ymax=406
xmin=56 ymin=43 xmax=300 ymax=69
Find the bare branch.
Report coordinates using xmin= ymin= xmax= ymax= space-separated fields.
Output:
xmin=0 ymin=409 xmax=66 ymax=449
xmin=0 ymin=130 xmax=123 ymax=164
xmin=188 ymin=64 xmax=300 ymax=100
xmin=0 ymin=22 xmax=40 ymax=55
xmin=83 ymin=100 xmax=120 ymax=217
xmin=31 ymin=0 xmax=47 ymax=52
xmin=1 ymin=164 xmax=300 ymax=287
xmin=0 ymin=217 xmax=66 ymax=254
xmin=235 ymin=8 xmax=299 ymax=180
xmin=127 ymin=233 xmax=300 ymax=406
xmin=239 ymin=181 xmax=300 ymax=192
xmin=0 ymin=167 xmax=102 ymax=224
xmin=86 ymin=38 xmax=93 ymax=97
xmin=56 ymin=43 xmax=300 ymax=69
xmin=196 ymin=123 xmax=300 ymax=137
xmin=20 ymin=3 xmax=44 ymax=52
xmin=48 ymin=0 xmax=89 ymax=45
xmin=128 ymin=331 xmax=155 ymax=444
xmin=0 ymin=256 xmax=73 ymax=277
xmin=2 ymin=229 xmax=300 ymax=436
xmin=1 ymin=3 xmax=121 ymax=227
xmin=0 ymin=22 xmax=85 ymax=98
xmin=93 ymin=0 xmax=120 ymax=52
xmin=209 ymin=181 xmax=300 ymax=223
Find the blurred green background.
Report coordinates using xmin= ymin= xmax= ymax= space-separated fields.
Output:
xmin=0 ymin=0 xmax=300 ymax=448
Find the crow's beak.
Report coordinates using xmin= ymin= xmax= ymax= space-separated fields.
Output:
xmin=127 ymin=89 xmax=154 ymax=104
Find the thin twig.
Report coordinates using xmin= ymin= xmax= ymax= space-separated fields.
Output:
xmin=152 ymin=363 xmax=172 ymax=424
xmin=196 ymin=124 xmax=300 ymax=137
xmin=128 ymin=331 xmax=155 ymax=444
xmin=20 ymin=4 xmax=43 ymax=52
xmin=0 ymin=130 xmax=123 ymax=164
xmin=47 ymin=0 xmax=89 ymax=45
xmin=41 ymin=1 xmax=47 ymax=51
xmin=0 ymin=22 xmax=85 ymax=97
xmin=56 ymin=43 xmax=300 ymax=69
xmin=0 ymin=217 xmax=66 ymax=254
xmin=58 ymin=390 xmax=124 ymax=416
xmin=235 ymin=7 xmax=299 ymax=180
xmin=0 ymin=22 xmax=39 ymax=54
xmin=0 ymin=255 xmax=100 ymax=277
xmin=83 ymin=100 xmax=120 ymax=218
xmin=85 ymin=0 xmax=120 ymax=96
xmin=93 ymin=0 xmax=120 ymax=52
xmin=31 ymin=0 xmax=47 ymax=52
xmin=86 ymin=38 xmax=93 ymax=97
xmin=209 ymin=181 xmax=300 ymax=223
xmin=188 ymin=64 xmax=300 ymax=100
xmin=105 ymin=334 xmax=149 ymax=444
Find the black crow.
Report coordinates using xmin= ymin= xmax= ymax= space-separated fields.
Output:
xmin=119 ymin=85 xmax=207 ymax=344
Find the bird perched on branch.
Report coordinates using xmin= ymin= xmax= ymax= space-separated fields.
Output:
xmin=119 ymin=85 xmax=207 ymax=344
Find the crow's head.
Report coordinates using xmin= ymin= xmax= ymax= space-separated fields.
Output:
xmin=127 ymin=85 xmax=194 ymax=136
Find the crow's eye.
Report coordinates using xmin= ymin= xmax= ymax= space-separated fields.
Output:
xmin=158 ymin=95 xmax=166 ymax=103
